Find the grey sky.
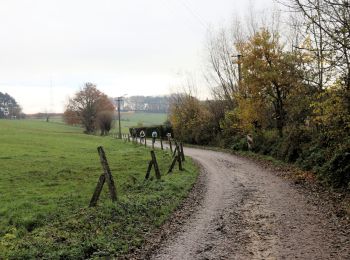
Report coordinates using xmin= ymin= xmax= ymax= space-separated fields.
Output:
xmin=0 ymin=0 xmax=274 ymax=113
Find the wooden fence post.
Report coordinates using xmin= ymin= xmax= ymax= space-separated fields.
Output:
xmin=89 ymin=146 xmax=117 ymax=207
xmin=145 ymin=150 xmax=161 ymax=180
xmin=97 ymin=146 xmax=117 ymax=201
xmin=175 ymin=143 xmax=183 ymax=171
xmin=180 ymin=142 xmax=185 ymax=161
xmin=160 ymin=137 xmax=163 ymax=150
xmin=144 ymin=137 xmax=147 ymax=147
xmin=172 ymin=146 xmax=178 ymax=158
xmin=167 ymin=143 xmax=184 ymax=174
xmin=169 ymin=139 xmax=173 ymax=153
xmin=173 ymin=141 xmax=179 ymax=156
xmin=151 ymin=150 xmax=161 ymax=179
xmin=167 ymin=156 xmax=178 ymax=174
xmin=89 ymin=174 xmax=105 ymax=207
xmin=145 ymin=160 xmax=153 ymax=180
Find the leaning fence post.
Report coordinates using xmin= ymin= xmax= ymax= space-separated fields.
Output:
xmin=167 ymin=155 xmax=178 ymax=174
xmin=180 ymin=142 xmax=185 ymax=161
xmin=89 ymin=174 xmax=105 ymax=207
xmin=173 ymin=141 xmax=179 ymax=157
xmin=169 ymin=139 xmax=173 ymax=153
xmin=145 ymin=160 xmax=153 ymax=180
xmin=89 ymin=146 xmax=117 ymax=207
xmin=151 ymin=150 xmax=161 ymax=179
xmin=97 ymin=146 xmax=117 ymax=201
xmin=172 ymin=146 xmax=178 ymax=158
xmin=175 ymin=143 xmax=183 ymax=171
xmin=145 ymin=151 xmax=161 ymax=180
xmin=160 ymin=137 xmax=163 ymax=150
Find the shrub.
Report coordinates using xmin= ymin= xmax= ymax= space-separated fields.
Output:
xmin=97 ymin=111 xmax=114 ymax=136
xmin=296 ymin=142 xmax=327 ymax=171
xmin=230 ymin=135 xmax=248 ymax=151
xmin=319 ymin=139 xmax=350 ymax=188
xmin=251 ymin=130 xmax=280 ymax=155
xmin=277 ymin=127 xmax=312 ymax=162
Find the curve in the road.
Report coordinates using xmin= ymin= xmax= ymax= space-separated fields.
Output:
xmin=151 ymin=146 xmax=350 ymax=260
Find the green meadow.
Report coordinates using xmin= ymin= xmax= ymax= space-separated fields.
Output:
xmin=43 ymin=111 xmax=168 ymax=134
xmin=114 ymin=112 xmax=168 ymax=134
xmin=0 ymin=119 xmax=197 ymax=259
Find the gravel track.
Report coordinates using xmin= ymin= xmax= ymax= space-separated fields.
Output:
xmin=148 ymin=146 xmax=350 ymax=260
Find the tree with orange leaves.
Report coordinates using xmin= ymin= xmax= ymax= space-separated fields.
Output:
xmin=64 ymin=83 xmax=115 ymax=134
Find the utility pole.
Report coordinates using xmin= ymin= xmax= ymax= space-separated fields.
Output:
xmin=116 ymin=97 xmax=123 ymax=139
xmin=231 ymin=54 xmax=243 ymax=85
xmin=237 ymin=54 xmax=242 ymax=85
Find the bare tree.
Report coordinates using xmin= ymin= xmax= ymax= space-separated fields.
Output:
xmin=289 ymin=0 xmax=350 ymax=111
xmin=205 ymin=25 xmax=242 ymax=107
xmin=205 ymin=7 xmax=284 ymax=107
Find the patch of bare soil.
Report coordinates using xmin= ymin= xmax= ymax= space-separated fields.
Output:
xmin=125 ymin=146 xmax=350 ymax=260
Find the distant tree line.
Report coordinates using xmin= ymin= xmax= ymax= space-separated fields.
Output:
xmin=0 ymin=92 xmax=22 ymax=119
xmin=119 ymin=95 xmax=169 ymax=113
xmin=169 ymin=0 xmax=350 ymax=188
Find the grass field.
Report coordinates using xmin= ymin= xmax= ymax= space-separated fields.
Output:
xmin=113 ymin=112 xmax=168 ymax=134
xmin=40 ymin=111 xmax=168 ymax=134
xmin=0 ymin=119 xmax=197 ymax=259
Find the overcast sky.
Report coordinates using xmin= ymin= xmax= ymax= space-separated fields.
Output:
xmin=0 ymin=0 xmax=274 ymax=113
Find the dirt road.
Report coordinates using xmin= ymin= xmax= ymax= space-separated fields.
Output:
xmin=150 ymin=146 xmax=350 ymax=259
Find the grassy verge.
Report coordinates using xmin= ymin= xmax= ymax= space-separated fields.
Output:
xmin=0 ymin=120 xmax=198 ymax=259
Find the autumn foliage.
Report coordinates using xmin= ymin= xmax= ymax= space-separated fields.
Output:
xmin=169 ymin=3 xmax=350 ymax=188
xmin=63 ymin=83 xmax=115 ymax=134
xmin=169 ymin=94 xmax=212 ymax=144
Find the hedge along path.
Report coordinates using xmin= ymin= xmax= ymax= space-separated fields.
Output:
xmin=89 ymin=146 xmax=117 ymax=207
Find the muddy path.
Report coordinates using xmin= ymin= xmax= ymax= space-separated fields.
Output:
xmin=148 ymin=146 xmax=350 ymax=260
